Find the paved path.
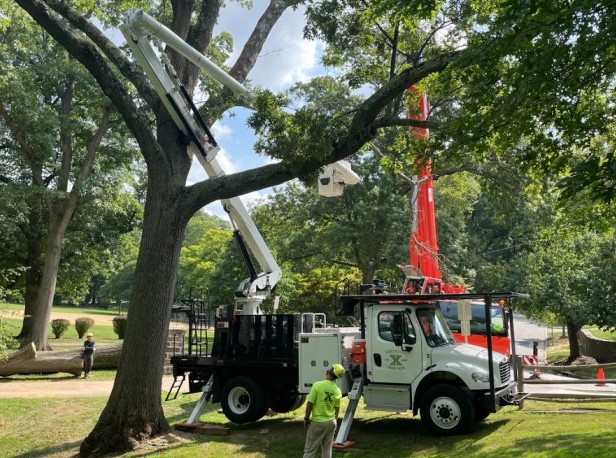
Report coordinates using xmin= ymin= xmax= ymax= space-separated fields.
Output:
xmin=0 ymin=375 xmax=176 ymax=398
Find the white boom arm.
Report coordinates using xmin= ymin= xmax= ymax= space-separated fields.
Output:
xmin=120 ymin=10 xmax=359 ymax=312
xmin=120 ymin=10 xmax=279 ymax=313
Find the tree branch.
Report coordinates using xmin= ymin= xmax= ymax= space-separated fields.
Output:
xmin=44 ymin=0 xmax=159 ymax=108
xmin=373 ymin=117 xmax=437 ymax=130
xmin=229 ymin=0 xmax=290 ymax=83
xmin=338 ymin=50 xmax=465 ymax=161
xmin=204 ymin=0 xmax=290 ymax=120
xmin=57 ymin=75 xmax=75 ymax=193
xmin=183 ymin=161 xmax=293 ymax=220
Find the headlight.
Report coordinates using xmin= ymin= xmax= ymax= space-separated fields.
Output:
xmin=471 ymin=372 xmax=490 ymax=383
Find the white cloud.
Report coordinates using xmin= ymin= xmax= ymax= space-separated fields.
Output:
xmin=216 ymin=4 xmax=320 ymax=91
xmin=249 ymin=19 xmax=320 ymax=90
xmin=210 ymin=122 xmax=233 ymax=140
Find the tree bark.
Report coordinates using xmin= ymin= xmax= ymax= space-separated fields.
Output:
xmin=0 ymin=343 xmax=122 ymax=376
xmin=80 ymin=178 xmax=186 ymax=455
xmin=566 ymin=320 xmax=582 ymax=363
xmin=16 ymin=202 xmax=44 ymax=340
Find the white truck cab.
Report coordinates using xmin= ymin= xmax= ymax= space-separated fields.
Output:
xmin=297 ymin=290 xmax=526 ymax=439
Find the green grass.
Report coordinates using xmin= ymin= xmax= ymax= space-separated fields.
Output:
xmin=1 ymin=301 xmax=129 ymax=316
xmin=584 ymin=326 xmax=616 ymax=341
xmin=3 ymin=303 xmax=615 ymax=456
xmin=1 ymin=304 xmax=122 ymax=346
xmin=0 ymin=394 xmax=615 ymax=458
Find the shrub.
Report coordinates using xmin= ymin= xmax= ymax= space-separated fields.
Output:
xmin=50 ymin=319 xmax=70 ymax=339
xmin=75 ymin=317 xmax=95 ymax=339
xmin=0 ymin=315 xmax=18 ymax=359
xmin=113 ymin=316 xmax=127 ymax=339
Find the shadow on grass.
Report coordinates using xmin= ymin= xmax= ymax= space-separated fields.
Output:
xmin=160 ymin=407 xmax=517 ymax=458
xmin=9 ymin=439 xmax=82 ymax=458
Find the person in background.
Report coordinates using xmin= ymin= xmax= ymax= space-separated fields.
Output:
xmin=82 ymin=332 xmax=96 ymax=378
xmin=302 ymin=363 xmax=344 ymax=458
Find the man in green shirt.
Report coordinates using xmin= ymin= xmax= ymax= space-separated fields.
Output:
xmin=303 ymin=363 xmax=344 ymax=458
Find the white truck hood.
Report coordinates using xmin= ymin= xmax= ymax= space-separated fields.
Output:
xmin=429 ymin=342 xmax=509 ymax=387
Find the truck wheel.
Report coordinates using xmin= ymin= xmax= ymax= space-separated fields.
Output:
xmin=221 ymin=376 xmax=269 ymax=424
xmin=270 ymin=395 xmax=306 ymax=414
xmin=420 ymin=385 xmax=475 ymax=435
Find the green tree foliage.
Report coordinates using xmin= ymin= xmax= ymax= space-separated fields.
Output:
xmin=252 ymin=153 xmax=407 ymax=290
xmin=432 ymin=172 xmax=481 ymax=286
xmin=0 ymin=4 xmax=140 ymax=350
xmin=97 ymin=229 xmax=141 ymax=306
xmin=522 ymin=228 xmax=615 ymax=361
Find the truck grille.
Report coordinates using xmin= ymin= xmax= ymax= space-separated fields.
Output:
xmin=499 ymin=360 xmax=510 ymax=383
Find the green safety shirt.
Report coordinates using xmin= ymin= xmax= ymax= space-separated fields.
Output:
xmin=307 ymin=379 xmax=342 ymax=422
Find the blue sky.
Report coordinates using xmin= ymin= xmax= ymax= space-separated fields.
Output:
xmin=185 ymin=3 xmax=323 ymax=217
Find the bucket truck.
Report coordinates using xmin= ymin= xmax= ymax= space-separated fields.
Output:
xmin=400 ymin=89 xmax=512 ymax=356
xmin=120 ymin=11 xmax=527 ymax=443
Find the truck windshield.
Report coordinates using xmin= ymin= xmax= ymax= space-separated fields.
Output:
xmin=437 ymin=301 xmax=507 ymax=337
xmin=416 ymin=308 xmax=455 ymax=347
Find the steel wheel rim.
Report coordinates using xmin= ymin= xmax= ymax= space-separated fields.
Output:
xmin=228 ymin=386 xmax=251 ymax=415
xmin=429 ymin=396 xmax=461 ymax=429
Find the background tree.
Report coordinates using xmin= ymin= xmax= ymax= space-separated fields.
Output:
xmin=0 ymin=4 xmax=139 ymax=349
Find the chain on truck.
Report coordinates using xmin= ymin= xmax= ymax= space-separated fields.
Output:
xmin=119 ymin=9 xmax=529 ymax=443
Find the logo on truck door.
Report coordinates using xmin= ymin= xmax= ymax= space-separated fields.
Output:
xmin=385 ymin=349 xmax=408 ymax=370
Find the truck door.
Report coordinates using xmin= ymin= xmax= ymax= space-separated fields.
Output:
xmin=367 ymin=308 xmax=425 ymax=385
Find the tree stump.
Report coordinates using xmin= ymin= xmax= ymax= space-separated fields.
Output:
xmin=0 ymin=343 xmax=123 ymax=376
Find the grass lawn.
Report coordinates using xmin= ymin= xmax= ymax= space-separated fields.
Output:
xmin=1 ymin=301 xmax=129 ymax=316
xmin=2 ymin=303 xmax=615 ymax=456
xmin=584 ymin=326 xmax=616 ymax=341
xmin=0 ymin=394 xmax=615 ymax=458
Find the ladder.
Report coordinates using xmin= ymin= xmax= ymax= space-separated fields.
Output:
xmin=334 ymin=377 xmax=364 ymax=446
xmin=165 ymin=373 xmax=186 ymax=401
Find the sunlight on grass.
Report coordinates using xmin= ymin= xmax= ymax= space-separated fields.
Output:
xmin=584 ymin=326 xmax=616 ymax=341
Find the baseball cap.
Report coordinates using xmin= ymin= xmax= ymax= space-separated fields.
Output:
xmin=86 ymin=333 xmax=94 ymax=337
xmin=331 ymin=363 xmax=344 ymax=378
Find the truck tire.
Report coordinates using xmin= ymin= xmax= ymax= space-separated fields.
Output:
xmin=270 ymin=395 xmax=306 ymax=414
xmin=420 ymin=385 xmax=475 ymax=435
xmin=221 ymin=376 xmax=270 ymax=424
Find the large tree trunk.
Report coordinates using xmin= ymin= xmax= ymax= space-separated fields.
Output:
xmin=80 ymin=182 xmax=186 ymax=456
xmin=19 ymin=216 xmax=68 ymax=350
xmin=566 ymin=320 xmax=583 ymax=364
xmin=16 ymin=202 xmax=44 ymax=340
xmin=0 ymin=343 xmax=122 ymax=376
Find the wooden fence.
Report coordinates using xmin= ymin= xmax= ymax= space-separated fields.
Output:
xmin=515 ymin=358 xmax=616 ymax=409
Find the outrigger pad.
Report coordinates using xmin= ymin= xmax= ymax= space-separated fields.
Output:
xmin=333 ymin=441 xmax=356 ymax=449
xmin=174 ymin=422 xmax=229 ymax=435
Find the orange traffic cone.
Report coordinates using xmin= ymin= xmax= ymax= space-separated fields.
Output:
xmin=596 ymin=368 xmax=606 ymax=387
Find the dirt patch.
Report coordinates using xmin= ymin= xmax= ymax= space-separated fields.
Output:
xmin=0 ymin=375 xmax=175 ymax=398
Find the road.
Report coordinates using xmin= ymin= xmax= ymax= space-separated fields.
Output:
xmin=512 ymin=312 xmax=616 ymax=397
xmin=512 ymin=312 xmax=547 ymax=361
xmin=0 ymin=375 xmax=176 ymax=398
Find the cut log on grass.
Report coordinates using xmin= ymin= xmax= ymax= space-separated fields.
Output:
xmin=0 ymin=343 xmax=123 ymax=377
